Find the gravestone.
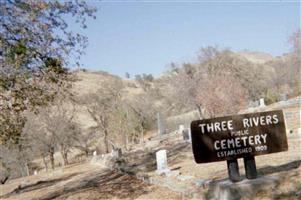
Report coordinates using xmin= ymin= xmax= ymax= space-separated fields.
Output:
xmin=179 ymin=125 xmax=185 ymax=134
xmin=157 ymin=113 xmax=167 ymax=135
xmin=33 ymin=170 xmax=38 ymax=175
xmin=156 ymin=149 xmax=170 ymax=174
xmin=93 ymin=151 xmax=97 ymax=156
xmin=111 ymin=148 xmax=122 ymax=158
xmin=182 ymin=128 xmax=191 ymax=143
xmin=259 ymin=98 xmax=265 ymax=107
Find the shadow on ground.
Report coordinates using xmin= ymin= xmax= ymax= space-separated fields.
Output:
xmin=42 ymin=170 xmax=152 ymax=200
xmin=257 ymin=159 xmax=301 ymax=176
xmin=0 ymin=173 xmax=80 ymax=199
xmin=124 ymin=142 xmax=190 ymax=173
xmin=205 ymin=159 xmax=301 ymax=200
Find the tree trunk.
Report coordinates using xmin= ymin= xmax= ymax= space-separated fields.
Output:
xmin=60 ymin=149 xmax=69 ymax=166
xmin=25 ymin=162 xmax=29 ymax=176
xmin=63 ymin=152 xmax=69 ymax=166
xmin=49 ymin=151 xmax=55 ymax=170
xmin=119 ymin=129 xmax=128 ymax=150
xmin=59 ymin=143 xmax=69 ymax=166
xmin=1 ymin=176 xmax=9 ymax=185
xmin=140 ymin=126 xmax=144 ymax=144
xmin=104 ymin=129 xmax=109 ymax=153
xmin=42 ymin=156 xmax=48 ymax=172
xmin=196 ymin=104 xmax=203 ymax=119
xmin=85 ymin=148 xmax=89 ymax=156
xmin=124 ymin=131 xmax=129 ymax=151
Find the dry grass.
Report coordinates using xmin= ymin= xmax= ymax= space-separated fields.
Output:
xmin=0 ymin=163 xmax=182 ymax=200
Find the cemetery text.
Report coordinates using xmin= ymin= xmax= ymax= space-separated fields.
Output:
xmin=191 ymin=110 xmax=288 ymax=163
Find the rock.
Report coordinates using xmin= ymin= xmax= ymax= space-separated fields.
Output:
xmin=156 ymin=168 xmax=170 ymax=175
xmin=165 ymin=170 xmax=180 ymax=177
xmin=206 ymin=176 xmax=279 ymax=200
xmin=195 ymin=178 xmax=212 ymax=188
xmin=177 ymin=175 xmax=195 ymax=181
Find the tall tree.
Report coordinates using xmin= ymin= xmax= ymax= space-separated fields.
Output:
xmin=0 ymin=0 xmax=96 ymax=145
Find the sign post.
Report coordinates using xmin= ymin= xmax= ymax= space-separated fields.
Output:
xmin=244 ymin=156 xmax=257 ymax=179
xmin=191 ymin=110 xmax=288 ymax=182
xmin=227 ymin=158 xmax=240 ymax=182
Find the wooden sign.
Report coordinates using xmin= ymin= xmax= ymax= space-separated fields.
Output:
xmin=191 ymin=110 xmax=288 ymax=163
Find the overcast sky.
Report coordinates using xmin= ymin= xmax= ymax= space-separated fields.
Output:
xmin=70 ymin=1 xmax=300 ymax=77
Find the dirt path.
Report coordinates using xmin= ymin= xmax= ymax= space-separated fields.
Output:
xmin=0 ymin=164 xmax=182 ymax=200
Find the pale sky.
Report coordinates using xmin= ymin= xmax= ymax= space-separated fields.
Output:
xmin=70 ymin=1 xmax=300 ymax=77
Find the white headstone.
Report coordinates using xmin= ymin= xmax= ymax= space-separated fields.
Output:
xmin=188 ymin=128 xmax=192 ymax=143
xmin=34 ymin=170 xmax=38 ymax=175
xmin=93 ymin=151 xmax=97 ymax=156
xmin=298 ymin=128 xmax=301 ymax=136
xmin=156 ymin=150 xmax=169 ymax=174
xmin=179 ymin=125 xmax=185 ymax=133
xmin=111 ymin=148 xmax=122 ymax=158
xmin=259 ymin=98 xmax=265 ymax=107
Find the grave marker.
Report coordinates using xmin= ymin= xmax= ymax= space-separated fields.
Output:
xmin=156 ymin=150 xmax=170 ymax=174
xmin=182 ymin=128 xmax=191 ymax=143
xmin=259 ymin=98 xmax=265 ymax=107
xmin=179 ymin=124 xmax=185 ymax=134
xmin=157 ymin=113 xmax=166 ymax=135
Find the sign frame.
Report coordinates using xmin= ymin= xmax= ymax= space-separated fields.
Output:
xmin=191 ymin=110 xmax=288 ymax=164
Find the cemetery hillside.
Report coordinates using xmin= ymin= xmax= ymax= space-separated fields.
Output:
xmin=0 ymin=1 xmax=300 ymax=200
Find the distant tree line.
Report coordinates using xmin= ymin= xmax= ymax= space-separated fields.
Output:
xmin=159 ymin=30 xmax=300 ymax=118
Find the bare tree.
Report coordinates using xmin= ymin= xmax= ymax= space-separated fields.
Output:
xmin=0 ymin=134 xmax=35 ymax=182
xmin=196 ymin=74 xmax=248 ymax=117
xmin=74 ymin=127 xmax=98 ymax=157
xmin=266 ymin=29 xmax=301 ymax=98
xmin=161 ymin=62 xmax=204 ymax=117
xmin=126 ymin=94 xmax=157 ymax=144
xmin=40 ymin=104 xmax=80 ymax=166
xmin=23 ymin=102 xmax=80 ymax=169
xmin=24 ymin=112 xmax=57 ymax=170
xmin=164 ymin=47 xmax=271 ymax=118
xmin=81 ymin=78 xmax=124 ymax=153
